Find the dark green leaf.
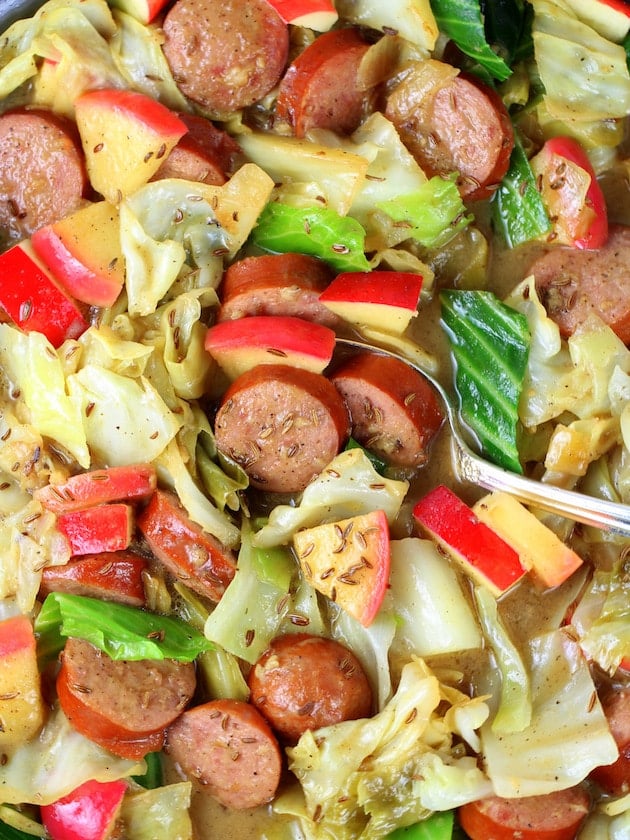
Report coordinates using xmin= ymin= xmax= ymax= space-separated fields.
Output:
xmin=482 ymin=0 xmax=533 ymax=64
xmin=0 ymin=820 xmax=39 ymax=840
xmin=35 ymin=593 xmax=213 ymax=663
xmin=491 ymin=134 xmax=550 ymax=247
xmin=132 ymin=751 xmax=163 ymax=789
xmin=251 ymin=202 xmax=370 ymax=272
xmin=431 ymin=0 xmax=512 ymax=81
xmin=440 ymin=290 xmax=530 ymax=473
xmin=345 ymin=437 xmax=388 ymax=475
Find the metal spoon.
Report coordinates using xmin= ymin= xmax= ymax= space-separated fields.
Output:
xmin=336 ymin=337 xmax=630 ymax=536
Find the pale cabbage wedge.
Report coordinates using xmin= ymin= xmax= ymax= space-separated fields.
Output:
xmin=481 ymin=629 xmax=618 ymax=797
xmin=532 ymin=0 xmax=630 ymax=123
xmin=109 ymin=9 xmax=189 ymax=110
xmin=252 ymin=449 xmax=409 ymax=548
xmin=335 ymin=0 xmax=438 ymax=52
xmin=0 ymin=707 xmax=141 ymax=806
xmin=0 ymin=324 xmax=89 ymax=468
xmin=387 ymin=539 xmax=482 ymax=660
xmin=121 ymin=166 xmax=274 ymax=316
xmin=278 ymin=658 xmax=492 ymax=839
xmin=237 ymin=132 xmax=370 ymax=216
xmin=506 ymin=278 xmax=630 ymax=426
xmin=0 ymin=502 xmax=70 ymax=613
xmin=119 ymin=782 xmax=193 ymax=840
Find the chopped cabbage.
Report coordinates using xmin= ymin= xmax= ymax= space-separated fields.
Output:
xmin=279 ymin=658 xmax=491 ymax=839
xmin=0 ymin=707 xmax=141 ymax=806
xmin=329 ymin=604 xmax=397 ymax=712
xmin=119 ymin=782 xmax=193 ymax=840
xmin=387 ymin=539 xmax=482 ymax=660
xmin=252 ymin=449 xmax=409 ymax=548
xmin=531 ymin=0 xmax=630 ymax=123
xmin=481 ymin=629 xmax=619 ymax=797
xmin=0 ymin=325 xmax=89 ymax=468
xmin=204 ymin=524 xmax=296 ymax=664
xmin=109 ymin=9 xmax=189 ymax=110
xmin=121 ymin=167 xmax=274 ymax=316
xmin=334 ymin=0 xmax=438 ymax=52
xmin=237 ymin=132 xmax=369 ymax=216
xmin=572 ymin=554 xmax=630 ymax=674
xmin=67 ymin=365 xmax=182 ymax=467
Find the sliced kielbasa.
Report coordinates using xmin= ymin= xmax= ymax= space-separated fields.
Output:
xmin=0 ymin=108 xmax=88 ymax=243
xmin=57 ymin=637 xmax=196 ymax=760
xmin=162 ymin=0 xmax=289 ymax=114
xmin=458 ymin=786 xmax=591 ymax=840
xmin=217 ymin=252 xmax=339 ymax=326
xmin=152 ymin=112 xmax=243 ymax=185
xmin=136 ymin=489 xmax=237 ymax=603
xmin=39 ymin=550 xmax=147 ymax=607
xmin=275 ymin=27 xmax=372 ymax=138
xmin=330 ymin=351 xmax=444 ymax=469
xmin=214 ymin=363 xmax=350 ymax=493
xmin=590 ymin=687 xmax=630 ymax=795
xmin=248 ymin=633 xmax=372 ymax=744
xmin=165 ymin=698 xmax=283 ymax=809
xmin=530 ymin=224 xmax=630 ymax=343
xmin=385 ymin=64 xmax=514 ymax=201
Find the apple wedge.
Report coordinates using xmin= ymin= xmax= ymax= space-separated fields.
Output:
xmin=31 ymin=201 xmax=125 ymax=308
xmin=413 ymin=484 xmax=527 ymax=596
xmin=318 ymin=271 xmax=423 ymax=335
xmin=472 ymin=491 xmax=583 ymax=589
xmin=108 ymin=0 xmax=171 ymax=23
xmin=0 ymin=240 xmax=88 ymax=347
xmin=74 ymin=89 xmax=188 ymax=204
xmin=204 ymin=315 xmax=336 ymax=379
xmin=292 ymin=509 xmax=390 ymax=626
xmin=0 ymin=615 xmax=45 ymax=745
xmin=265 ymin=0 xmax=338 ymax=29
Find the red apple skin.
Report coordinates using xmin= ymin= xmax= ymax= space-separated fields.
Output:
xmin=204 ymin=315 xmax=336 ymax=376
xmin=264 ymin=0 xmax=338 ymax=28
xmin=109 ymin=0 xmax=171 ymax=23
xmin=31 ymin=208 xmax=124 ymax=309
xmin=0 ymin=241 xmax=88 ymax=347
xmin=76 ymin=89 xmax=187 ymax=139
xmin=57 ymin=503 xmax=134 ymax=556
xmin=319 ymin=271 xmax=423 ymax=310
xmin=34 ymin=463 xmax=157 ymax=514
xmin=413 ymin=485 xmax=526 ymax=596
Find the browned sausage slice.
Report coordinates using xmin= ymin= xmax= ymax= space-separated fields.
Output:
xmin=57 ymin=637 xmax=196 ymax=758
xmin=385 ymin=67 xmax=514 ymax=201
xmin=530 ymin=225 xmax=630 ymax=342
xmin=214 ymin=363 xmax=350 ymax=493
xmin=248 ymin=633 xmax=372 ymax=744
xmin=217 ymin=252 xmax=339 ymax=326
xmin=162 ymin=0 xmax=289 ymax=114
xmin=39 ymin=550 xmax=147 ymax=607
xmin=0 ymin=108 xmax=87 ymax=243
xmin=165 ymin=698 xmax=283 ymax=809
xmin=590 ymin=687 xmax=630 ymax=795
xmin=152 ymin=112 xmax=243 ymax=185
xmin=458 ymin=785 xmax=591 ymax=840
xmin=330 ymin=351 xmax=444 ymax=469
xmin=136 ymin=489 xmax=237 ymax=603
xmin=275 ymin=27 xmax=372 ymax=138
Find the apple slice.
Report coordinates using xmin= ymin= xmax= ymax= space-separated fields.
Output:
xmin=57 ymin=503 xmax=134 ymax=556
xmin=34 ymin=463 xmax=157 ymax=514
xmin=318 ymin=271 xmax=423 ymax=335
xmin=109 ymin=0 xmax=171 ymax=23
xmin=0 ymin=240 xmax=88 ymax=347
xmin=204 ymin=314 xmax=336 ymax=379
xmin=74 ymin=89 xmax=188 ymax=204
xmin=0 ymin=615 xmax=45 ymax=745
xmin=292 ymin=509 xmax=390 ymax=626
xmin=413 ymin=485 xmax=527 ymax=596
xmin=564 ymin=0 xmax=630 ymax=40
xmin=31 ymin=201 xmax=125 ymax=308
xmin=472 ymin=491 xmax=583 ymax=589
xmin=264 ymin=0 xmax=338 ymax=29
